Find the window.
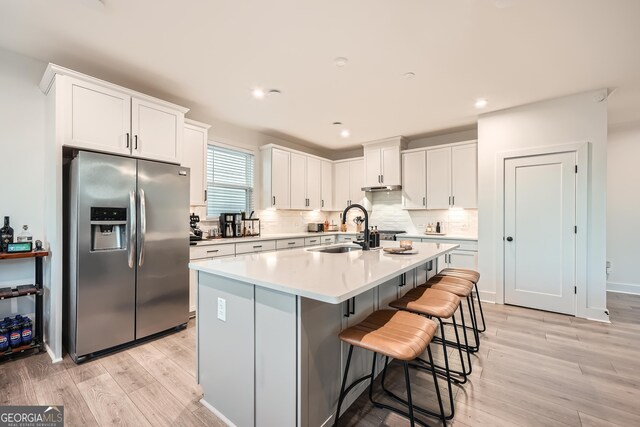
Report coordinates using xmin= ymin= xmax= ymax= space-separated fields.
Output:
xmin=206 ymin=144 xmax=255 ymax=218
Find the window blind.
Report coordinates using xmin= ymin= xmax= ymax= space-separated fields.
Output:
xmin=207 ymin=145 xmax=255 ymax=217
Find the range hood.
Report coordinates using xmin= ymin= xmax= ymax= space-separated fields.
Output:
xmin=361 ymin=185 xmax=402 ymax=192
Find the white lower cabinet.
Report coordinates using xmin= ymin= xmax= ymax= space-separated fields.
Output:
xmin=189 ymin=243 xmax=236 ymax=313
xmin=321 ymin=235 xmax=336 ymax=245
xmin=276 ymin=238 xmax=305 ymax=250
xmin=304 ymin=236 xmax=322 ymax=246
xmin=236 ymin=240 xmax=277 ymax=255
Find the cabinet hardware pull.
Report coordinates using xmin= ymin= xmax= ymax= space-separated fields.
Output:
xmin=322 ymin=200 xmax=324 ymax=207
xmin=134 ymin=135 xmax=138 ymax=150
xmin=126 ymin=133 xmax=130 ymax=148
xmin=452 ymin=196 xmax=455 ymax=206
xmin=253 ymin=245 xmax=262 ymax=248
xmin=381 ymin=174 xmax=383 ymax=183
xmin=310 ymin=240 xmax=317 ymax=243
xmin=350 ymin=297 xmax=355 ymax=315
xmin=273 ymin=196 xmax=276 ymax=205
xmin=288 ymin=242 xmax=295 ymax=245
xmin=204 ymin=190 xmax=207 ymax=201
xmin=344 ymin=299 xmax=351 ymax=317
xmin=206 ymin=249 xmax=219 ymax=253
xmin=423 ymin=197 xmax=426 ymax=206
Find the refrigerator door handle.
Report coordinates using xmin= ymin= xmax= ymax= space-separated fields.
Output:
xmin=138 ymin=188 xmax=147 ymax=267
xmin=128 ymin=190 xmax=136 ymax=268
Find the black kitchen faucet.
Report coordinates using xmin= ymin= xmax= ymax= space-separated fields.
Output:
xmin=342 ymin=204 xmax=370 ymax=250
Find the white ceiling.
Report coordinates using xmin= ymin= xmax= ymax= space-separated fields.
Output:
xmin=1 ymin=0 xmax=639 ymax=150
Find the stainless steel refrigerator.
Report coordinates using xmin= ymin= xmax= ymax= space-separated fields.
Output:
xmin=65 ymin=150 xmax=190 ymax=362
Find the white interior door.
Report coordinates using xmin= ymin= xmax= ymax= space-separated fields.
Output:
xmin=504 ymin=152 xmax=576 ymax=314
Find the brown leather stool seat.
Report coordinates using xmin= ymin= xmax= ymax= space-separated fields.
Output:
xmin=390 ymin=287 xmax=460 ymax=319
xmin=425 ymin=275 xmax=474 ymax=297
xmin=339 ymin=309 xmax=437 ymax=361
xmin=440 ymin=268 xmax=480 ymax=284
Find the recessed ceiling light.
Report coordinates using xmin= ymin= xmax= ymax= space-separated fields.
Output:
xmin=334 ymin=57 xmax=349 ymax=67
xmin=268 ymin=89 xmax=281 ymax=96
xmin=403 ymin=72 xmax=416 ymax=79
xmin=340 ymin=129 xmax=350 ymax=138
xmin=474 ymin=98 xmax=488 ymax=108
xmin=252 ymin=88 xmax=265 ymax=99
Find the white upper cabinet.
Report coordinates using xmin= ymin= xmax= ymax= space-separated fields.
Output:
xmin=131 ymin=97 xmax=184 ymax=164
xmin=334 ymin=161 xmax=350 ymax=210
xmin=333 ymin=158 xmax=367 ymax=210
xmin=402 ymin=151 xmax=426 ymax=209
xmin=425 ymin=142 xmax=477 ymax=210
xmin=44 ymin=65 xmax=188 ymax=163
xmin=451 ymin=144 xmax=478 ymax=208
xmin=362 ymin=137 xmax=406 ymax=188
xmin=262 ymin=147 xmax=291 ymax=209
xmin=321 ymin=160 xmax=333 ymax=211
xmin=64 ymin=78 xmax=132 ymax=155
xmin=426 ymin=146 xmax=452 ymax=209
xmin=290 ymin=152 xmax=307 ymax=210
xmin=306 ymin=156 xmax=322 ymax=210
xmin=182 ymin=119 xmax=210 ymax=206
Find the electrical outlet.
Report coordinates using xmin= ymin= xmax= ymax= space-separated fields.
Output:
xmin=217 ymin=297 xmax=226 ymax=322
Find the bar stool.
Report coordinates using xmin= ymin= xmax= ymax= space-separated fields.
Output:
xmin=334 ymin=309 xmax=445 ymax=427
xmin=389 ymin=287 xmax=471 ymax=420
xmin=438 ymin=268 xmax=486 ymax=333
xmin=425 ymin=276 xmax=480 ymax=353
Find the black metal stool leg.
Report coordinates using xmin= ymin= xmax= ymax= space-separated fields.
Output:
xmin=452 ymin=314 xmax=471 ymax=377
xmin=334 ymin=345 xmax=353 ymax=427
xmin=403 ymin=361 xmax=416 ymax=427
xmin=427 ymin=346 xmax=447 ymax=425
xmin=467 ymin=295 xmax=480 ymax=352
xmin=474 ymin=283 xmax=487 ymax=333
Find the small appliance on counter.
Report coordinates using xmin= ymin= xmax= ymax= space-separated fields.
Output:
xmin=219 ymin=212 xmax=260 ymax=238
xmin=190 ymin=213 xmax=203 ymax=241
xmin=308 ymin=223 xmax=324 ymax=232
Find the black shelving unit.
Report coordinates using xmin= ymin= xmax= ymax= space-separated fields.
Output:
xmin=0 ymin=250 xmax=48 ymax=362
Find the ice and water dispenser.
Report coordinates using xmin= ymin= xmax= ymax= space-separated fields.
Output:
xmin=90 ymin=207 xmax=127 ymax=251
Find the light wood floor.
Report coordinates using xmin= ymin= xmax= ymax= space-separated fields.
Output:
xmin=1 ymin=292 xmax=639 ymax=426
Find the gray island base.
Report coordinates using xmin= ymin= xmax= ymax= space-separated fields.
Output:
xmin=190 ymin=241 xmax=458 ymax=426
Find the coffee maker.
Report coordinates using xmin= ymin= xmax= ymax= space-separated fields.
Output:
xmin=190 ymin=213 xmax=203 ymax=241
xmin=219 ymin=213 xmax=237 ymax=238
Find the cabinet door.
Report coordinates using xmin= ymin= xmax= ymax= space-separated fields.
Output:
xmin=334 ymin=162 xmax=351 ymax=209
xmin=381 ymin=146 xmax=401 ymax=186
xmin=64 ymin=78 xmax=131 ymax=155
xmin=363 ymin=148 xmax=381 ymax=187
xmin=448 ymin=250 xmax=478 ymax=270
xmin=451 ymin=144 xmax=477 ymax=208
xmin=290 ymin=153 xmax=307 ymax=210
xmin=378 ymin=277 xmax=400 ymax=309
xmin=131 ymin=97 xmax=183 ymax=164
xmin=321 ymin=160 xmax=333 ymax=211
xmin=426 ymin=147 xmax=452 ymax=209
xmin=349 ymin=159 xmax=365 ymax=206
xmin=306 ymin=157 xmax=322 ymax=210
xmin=271 ymin=149 xmax=290 ymax=209
xmin=402 ymin=151 xmax=426 ymax=209
xmin=183 ymin=124 xmax=207 ymax=206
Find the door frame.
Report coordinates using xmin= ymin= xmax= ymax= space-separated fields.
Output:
xmin=495 ymin=142 xmax=589 ymax=317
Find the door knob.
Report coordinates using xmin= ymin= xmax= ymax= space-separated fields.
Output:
xmin=506 ymin=236 xmax=513 ymax=242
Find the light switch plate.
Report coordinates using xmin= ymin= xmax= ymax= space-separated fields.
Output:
xmin=217 ymin=297 xmax=226 ymax=322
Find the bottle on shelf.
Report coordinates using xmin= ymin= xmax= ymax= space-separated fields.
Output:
xmin=373 ymin=226 xmax=380 ymax=248
xmin=21 ymin=317 xmax=33 ymax=345
xmin=368 ymin=226 xmax=375 ymax=248
xmin=1 ymin=216 xmax=14 ymax=252
xmin=17 ymin=225 xmax=33 ymax=243
xmin=324 ymin=218 xmax=329 ymax=232
xmin=435 ymin=222 xmax=441 ymax=233
xmin=0 ymin=323 xmax=9 ymax=351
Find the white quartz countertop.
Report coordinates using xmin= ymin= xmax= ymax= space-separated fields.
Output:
xmin=397 ymin=233 xmax=477 ymax=241
xmin=190 ymin=241 xmax=457 ymax=304
xmin=191 ymin=231 xmax=359 ymax=246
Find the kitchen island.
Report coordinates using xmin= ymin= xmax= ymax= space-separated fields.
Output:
xmin=189 ymin=241 xmax=457 ymax=427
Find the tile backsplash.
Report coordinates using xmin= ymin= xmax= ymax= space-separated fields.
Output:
xmin=191 ymin=190 xmax=477 ymax=237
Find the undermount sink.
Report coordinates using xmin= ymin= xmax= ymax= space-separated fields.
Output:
xmin=309 ymin=244 xmax=362 ymax=254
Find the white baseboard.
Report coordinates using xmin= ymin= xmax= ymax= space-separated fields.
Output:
xmin=607 ymin=281 xmax=640 ymax=296
xmin=200 ymin=399 xmax=236 ymax=427
xmin=478 ymin=290 xmax=496 ymax=304
xmin=45 ymin=342 xmax=63 ymax=363
xmin=584 ymin=307 xmax=611 ymax=323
